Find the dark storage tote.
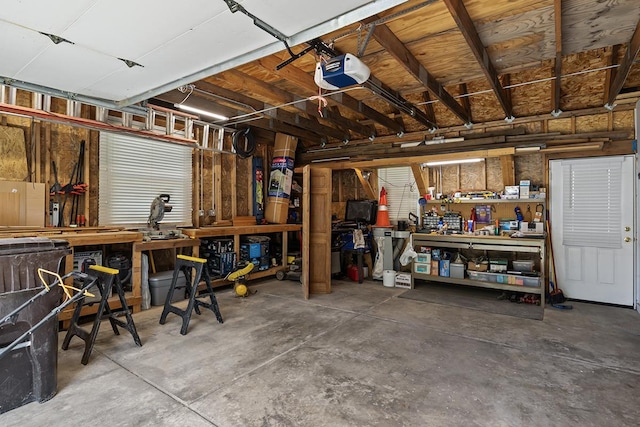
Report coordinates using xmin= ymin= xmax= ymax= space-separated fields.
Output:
xmin=0 ymin=237 xmax=70 ymax=414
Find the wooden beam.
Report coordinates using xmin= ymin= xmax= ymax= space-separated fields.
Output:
xmin=329 ymin=91 xmax=404 ymax=134
xmin=353 ymin=168 xmax=376 ymax=200
xmin=364 ymin=77 xmax=437 ymax=128
xmin=442 ymin=0 xmax=512 ymax=118
xmin=500 ymin=155 xmax=515 ymax=187
xmin=196 ymin=80 xmax=264 ymax=111
xmin=552 ymin=0 xmax=563 ymax=114
xmin=421 ymin=92 xmax=437 ymax=126
xmin=459 ymin=83 xmax=473 ymax=123
xmin=263 ymin=106 xmax=349 ymax=142
xmin=410 ymin=164 xmax=427 ymax=197
xmin=606 ymin=17 xmax=640 ymax=107
xmin=258 ymin=55 xmax=400 ymax=134
xmin=300 ymin=148 xmax=515 ymax=171
xmin=604 ymin=45 xmax=621 ymax=105
xmin=366 ymin=17 xmax=470 ymax=123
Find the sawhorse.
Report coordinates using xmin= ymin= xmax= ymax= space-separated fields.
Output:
xmin=159 ymin=254 xmax=223 ymax=335
xmin=62 ymin=265 xmax=142 ymax=365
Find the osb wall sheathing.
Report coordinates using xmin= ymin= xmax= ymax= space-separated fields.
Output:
xmin=515 ymin=154 xmax=544 ymax=188
xmin=235 ymin=156 xmax=251 ymax=217
xmin=0 ymin=125 xmax=27 ymax=180
xmin=576 ymin=114 xmax=609 ymax=133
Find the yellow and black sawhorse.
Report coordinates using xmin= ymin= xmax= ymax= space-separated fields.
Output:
xmin=159 ymin=254 xmax=223 ymax=335
xmin=62 ymin=264 xmax=142 ymax=365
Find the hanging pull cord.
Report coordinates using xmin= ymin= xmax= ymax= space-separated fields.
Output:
xmin=309 ymin=55 xmax=328 ymax=117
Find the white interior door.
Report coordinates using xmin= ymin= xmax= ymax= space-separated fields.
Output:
xmin=550 ymin=156 xmax=635 ymax=306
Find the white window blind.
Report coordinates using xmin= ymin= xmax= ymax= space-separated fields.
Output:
xmin=562 ymin=159 xmax=621 ymax=248
xmin=377 ymin=166 xmax=419 ymax=222
xmin=99 ymin=132 xmax=193 ymax=227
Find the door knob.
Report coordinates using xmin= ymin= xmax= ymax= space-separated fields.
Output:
xmin=624 ymin=237 xmax=631 ymax=242
xmin=625 ymin=226 xmax=631 ymax=232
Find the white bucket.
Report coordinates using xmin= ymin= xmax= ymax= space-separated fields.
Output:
xmin=383 ymin=270 xmax=396 ymax=288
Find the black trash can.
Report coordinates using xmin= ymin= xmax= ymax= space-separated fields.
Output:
xmin=0 ymin=237 xmax=70 ymax=414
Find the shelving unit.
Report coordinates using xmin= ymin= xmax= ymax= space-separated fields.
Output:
xmin=421 ymin=199 xmax=546 ymax=232
xmin=412 ymin=233 xmax=546 ymax=308
xmin=182 ymin=224 xmax=302 ymax=287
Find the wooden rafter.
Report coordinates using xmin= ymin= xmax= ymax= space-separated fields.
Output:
xmin=459 ymin=83 xmax=472 ymax=123
xmin=421 ymin=92 xmax=437 ymax=127
xmin=442 ymin=0 xmax=512 ymax=118
xmin=606 ymin=17 xmax=640 ymax=107
xmin=258 ymin=55 xmax=401 ymax=134
xmin=603 ymin=45 xmax=621 ymax=106
xmin=364 ymin=76 xmax=437 ymax=129
xmin=552 ymin=0 xmax=563 ymax=114
xmin=366 ymin=17 xmax=471 ymax=124
xmin=216 ymin=70 xmax=349 ymax=141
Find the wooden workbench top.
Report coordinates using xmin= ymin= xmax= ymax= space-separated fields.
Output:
xmin=181 ymin=224 xmax=302 ymax=238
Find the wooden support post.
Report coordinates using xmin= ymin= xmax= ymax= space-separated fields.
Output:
xmin=410 ymin=164 xmax=427 ymax=197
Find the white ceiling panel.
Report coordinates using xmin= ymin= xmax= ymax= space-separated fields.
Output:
xmin=0 ymin=0 xmax=406 ymax=106
xmin=0 ymin=0 xmax=97 ymax=35
xmin=0 ymin=20 xmax=51 ymax=76
xmin=15 ymin=43 xmax=122 ymax=94
xmin=61 ymin=0 xmax=225 ymax=60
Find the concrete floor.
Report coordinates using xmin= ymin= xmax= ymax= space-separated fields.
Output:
xmin=2 ymin=278 xmax=640 ymax=426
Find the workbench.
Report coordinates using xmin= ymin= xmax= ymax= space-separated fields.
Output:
xmin=181 ymin=224 xmax=303 ymax=286
xmin=0 ymin=228 xmax=145 ymax=327
xmin=412 ymin=233 xmax=546 ymax=308
xmin=131 ymin=237 xmax=200 ymax=299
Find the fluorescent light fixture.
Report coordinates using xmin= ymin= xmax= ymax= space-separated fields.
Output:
xmin=515 ymin=146 xmax=542 ymax=153
xmin=175 ymin=104 xmax=228 ymax=121
xmin=400 ymin=141 xmax=423 ymax=148
xmin=311 ymin=156 xmax=350 ymax=163
xmin=424 ymin=158 xmax=484 ymax=167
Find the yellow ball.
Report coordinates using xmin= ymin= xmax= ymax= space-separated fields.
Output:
xmin=235 ymin=284 xmax=248 ymax=297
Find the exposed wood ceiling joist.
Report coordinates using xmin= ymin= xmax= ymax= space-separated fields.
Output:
xmin=606 ymin=17 xmax=640 ymax=108
xmin=364 ymin=15 xmax=472 ymax=124
xmin=442 ymin=0 xmax=512 ymax=119
xmin=552 ymin=0 xmax=563 ymax=115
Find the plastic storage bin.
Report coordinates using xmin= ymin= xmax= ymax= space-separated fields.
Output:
xmin=148 ymin=270 xmax=187 ymax=306
xmin=512 ymin=260 xmax=535 ymax=272
xmin=450 ymin=263 xmax=465 ymax=279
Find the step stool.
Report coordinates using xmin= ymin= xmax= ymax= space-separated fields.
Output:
xmin=159 ymin=254 xmax=223 ymax=335
xmin=62 ymin=265 xmax=142 ymax=365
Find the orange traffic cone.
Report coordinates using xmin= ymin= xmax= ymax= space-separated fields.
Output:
xmin=375 ymin=187 xmax=391 ymax=228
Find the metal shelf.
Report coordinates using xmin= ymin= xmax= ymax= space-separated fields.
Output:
xmin=412 ymin=233 xmax=546 ymax=307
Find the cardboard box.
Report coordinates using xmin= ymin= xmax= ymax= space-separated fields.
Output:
xmin=394 ymin=272 xmax=412 ymax=289
xmin=265 ymin=134 xmax=298 ymax=224
xmin=430 ymin=260 xmax=440 ymax=275
xmin=467 ymin=260 xmax=488 ymax=272
xmin=414 ymin=262 xmax=431 ymax=274
xmin=439 ymin=260 xmax=450 ymax=277
xmin=415 ymin=253 xmax=431 ymax=264
xmin=0 ymin=181 xmax=45 ymax=226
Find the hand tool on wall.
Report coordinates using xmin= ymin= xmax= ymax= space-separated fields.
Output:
xmin=534 ymin=204 xmax=544 ymax=222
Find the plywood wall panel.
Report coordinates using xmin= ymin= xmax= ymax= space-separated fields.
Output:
xmin=459 ymin=162 xmax=486 ymax=191
xmin=0 ymin=125 xmax=27 ymax=180
xmin=515 ymin=154 xmax=544 ymax=188
xmin=576 ymin=114 xmax=609 ymax=133
xmin=486 ymin=157 xmax=503 ymax=191
xmin=547 ymin=118 xmax=572 ymax=133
